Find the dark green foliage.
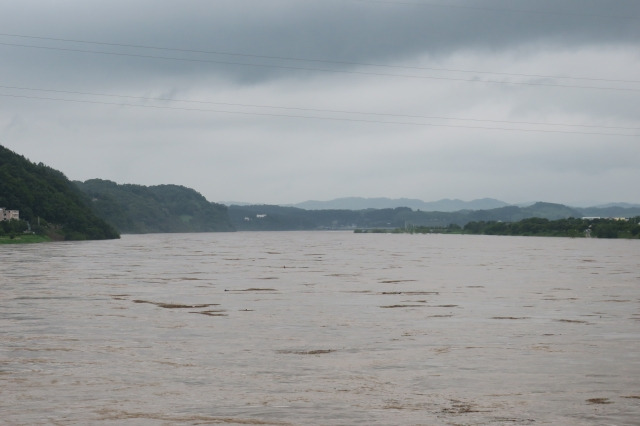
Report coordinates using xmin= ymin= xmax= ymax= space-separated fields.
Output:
xmin=0 ymin=218 xmax=28 ymax=235
xmin=0 ymin=145 xmax=120 ymax=241
xmin=230 ymin=202 xmax=640 ymax=233
xmin=75 ymin=179 xmax=234 ymax=233
xmin=461 ymin=217 xmax=640 ymax=239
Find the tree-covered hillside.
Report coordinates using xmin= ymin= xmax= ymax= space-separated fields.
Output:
xmin=229 ymin=204 xmax=414 ymax=230
xmin=0 ymin=146 xmax=120 ymax=240
xmin=75 ymin=179 xmax=234 ymax=234
xmin=229 ymin=202 xmax=640 ymax=231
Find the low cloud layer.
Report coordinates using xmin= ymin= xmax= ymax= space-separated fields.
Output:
xmin=2 ymin=0 xmax=639 ymax=205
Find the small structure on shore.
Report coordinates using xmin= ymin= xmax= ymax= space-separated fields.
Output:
xmin=0 ymin=208 xmax=19 ymax=221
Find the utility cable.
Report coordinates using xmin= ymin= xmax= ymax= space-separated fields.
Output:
xmin=1 ymin=84 xmax=638 ymax=131
xmin=1 ymin=92 xmax=636 ymax=137
xmin=1 ymin=33 xmax=638 ymax=85
xmin=1 ymin=42 xmax=637 ymax=93
xmin=346 ymin=0 xmax=640 ymax=20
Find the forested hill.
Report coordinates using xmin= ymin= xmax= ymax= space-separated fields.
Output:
xmin=0 ymin=146 xmax=119 ymax=240
xmin=229 ymin=202 xmax=640 ymax=231
xmin=75 ymin=179 xmax=234 ymax=234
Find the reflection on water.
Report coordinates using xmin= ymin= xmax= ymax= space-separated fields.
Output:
xmin=1 ymin=232 xmax=639 ymax=425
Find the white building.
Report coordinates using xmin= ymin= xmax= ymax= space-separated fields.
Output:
xmin=0 ymin=207 xmax=20 ymax=221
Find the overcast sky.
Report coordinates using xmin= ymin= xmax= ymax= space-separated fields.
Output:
xmin=1 ymin=0 xmax=639 ymax=206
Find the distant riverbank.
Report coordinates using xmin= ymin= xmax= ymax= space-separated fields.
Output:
xmin=0 ymin=234 xmax=51 ymax=244
xmin=356 ymin=217 xmax=640 ymax=239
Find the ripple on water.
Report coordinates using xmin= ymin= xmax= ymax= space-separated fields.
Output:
xmin=2 ymin=232 xmax=639 ymax=424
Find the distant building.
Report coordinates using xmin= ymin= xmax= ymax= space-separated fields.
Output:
xmin=582 ymin=216 xmax=629 ymax=221
xmin=0 ymin=207 xmax=20 ymax=221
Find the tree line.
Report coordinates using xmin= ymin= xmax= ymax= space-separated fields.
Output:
xmin=401 ymin=217 xmax=640 ymax=239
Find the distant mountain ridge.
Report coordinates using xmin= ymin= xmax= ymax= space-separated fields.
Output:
xmin=590 ymin=202 xmax=640 ymax=209
xmin=229 ymin=201 xmax=640 ymax=231
xmin=291 ymin=197 xmax=510 ymax=211
xmin=6 ymin=144 xmax=636 ymax=239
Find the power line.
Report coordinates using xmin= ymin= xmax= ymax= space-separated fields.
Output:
xmin=1 ymin=33 xmax=639 ymax=85
xmin=1 ymin=92 xmax=636 ymax=137
xmin=2 ymin=84 xmax=638 ymax=132
xmin=346 ymin=0 xmax=640 ymax=20
xmin=1 ymin=41 xmax=638 ymax=93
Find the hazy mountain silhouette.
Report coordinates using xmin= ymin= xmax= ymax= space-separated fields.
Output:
xmin=292 ymin=197 xmax=510 ymax=211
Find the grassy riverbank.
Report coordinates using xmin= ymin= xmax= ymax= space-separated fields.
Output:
xmin=0 ymin=234 xmax=52 ymax=244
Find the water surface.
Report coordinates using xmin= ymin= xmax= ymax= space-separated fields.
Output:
xmin=1 ymin=232 xmax=639 ymax=425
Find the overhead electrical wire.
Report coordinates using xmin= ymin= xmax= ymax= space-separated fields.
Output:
xmin=346 ymin=0 xmax=640 ymax=20
xmin=1 ymin=33 xmax=638 ymax=85
xmin=1 ymin=92 xmax=636 ymax=137
xmin=1 ymin=84 xmax=638 ymax=132
xmin=1 ymin=21 xmax=637 ymax=137
xmin=1 ymin=41 xmax=637 ymax=93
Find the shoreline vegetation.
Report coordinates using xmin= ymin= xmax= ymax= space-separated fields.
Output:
xmin=4 ymin=140 xmax=640 ymax=244
xmin=0 ymin=234 xmax=51 ymax=244
xmin=355 ymin=217 xmax=640 ymax=239
xmin=1 ymin=146 xmax=120 ymax=242
xmin=3 ymin=217 xmax=640 ymax=244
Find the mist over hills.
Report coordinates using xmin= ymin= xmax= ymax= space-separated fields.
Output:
xmin=591 ymin=202 xmax=640 ymax=209
xmin=67 ymin=180 xmax=640 ymax=234
xmin=75 ymin=179 xmax=234 ymax=234
xmin=4 ymin=142 xmax=638 ymax=239
xmin=285 ymin=197 xmax=640 ymax=212
xmin=291 ymin=197 xmax=510 ymax=211
xmin=228 ymin=201 xmax=640 ymax=231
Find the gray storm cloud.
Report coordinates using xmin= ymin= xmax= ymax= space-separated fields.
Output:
xmin=1 ymin=0 xmax=639 ymax=205
xmin=2 ymin=0 xmax=639 ymax=83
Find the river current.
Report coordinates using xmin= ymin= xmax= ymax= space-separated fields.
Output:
xmin=1 ymin=232 xmax=639 ymax=425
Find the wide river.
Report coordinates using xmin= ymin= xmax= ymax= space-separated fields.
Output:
xmin=1 ymin=232 xmax=639 ymax=425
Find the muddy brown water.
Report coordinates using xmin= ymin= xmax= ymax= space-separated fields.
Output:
xmin=1 ymin=232 xmax=639 ymax=425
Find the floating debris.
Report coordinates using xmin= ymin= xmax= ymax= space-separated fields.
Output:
xmin=132 ymin=300 xmax=218 ymax=309
xmin=492 ymin=316 xmax=530 ymax=320
xmin=440 ymin=400 xmax=486 ymax=414
xmin=380 ymin=304 xmax=425 ymax=309
xmin=586 ymin=398 xmax=613 ymax=404
xmin=193 ymin=310 xmax=228 ymax=317
xmin=555 ymin=319 xmax=589 ymax=324
xmin=277 ymin=349 xmax=336 ymax=355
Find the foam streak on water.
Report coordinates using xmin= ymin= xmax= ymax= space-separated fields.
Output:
xmin=1 ymin=232 xmax=639 ymax=425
